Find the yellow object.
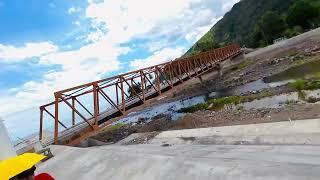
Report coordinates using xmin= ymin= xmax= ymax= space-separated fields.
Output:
xmin=0 ymin=153 xmax=46 ymax=180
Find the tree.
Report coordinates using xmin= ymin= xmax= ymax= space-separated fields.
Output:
xmin=284 ymin=25 xmax=304 ymax=38
xmin=258 ymin=11 xmax=287 ymax=45
xmin=250 ymin=11 xmax=287 ymax=46
xmin=287 ymin=0 xmax=318 ymax=29
xmin=250 ymin=24 xmax=264 ymax=47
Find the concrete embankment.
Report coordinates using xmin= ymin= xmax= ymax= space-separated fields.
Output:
xmin=37 ymin=119 xmax=320 ymax=180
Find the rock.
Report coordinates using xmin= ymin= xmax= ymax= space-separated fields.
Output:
xmin=161 ymin=144 xmax=171 ymax=147
xmin=137 ymin=118 xmax=147 ymax=124
xmin=207 ymin=103 xmax=213 ymax=109
xmin=311 ymin=46 xmax=319 ymax=52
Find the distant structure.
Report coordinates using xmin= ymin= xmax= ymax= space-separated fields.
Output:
xmin=273 ymin=37 xmax=287 ymax=44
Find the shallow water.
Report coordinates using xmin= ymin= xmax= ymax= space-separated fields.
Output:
xmin=115 ymin=96 xmax=206 ymax=125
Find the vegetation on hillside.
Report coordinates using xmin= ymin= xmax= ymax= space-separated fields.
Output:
xmin=252 ymin=0 xmax=319 ymax=47
xmin=185 ymin=0 xmax=320 ymax=56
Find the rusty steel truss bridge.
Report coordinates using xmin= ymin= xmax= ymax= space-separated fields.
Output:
xmin=39 ymin=44 xmax=242 ymax=145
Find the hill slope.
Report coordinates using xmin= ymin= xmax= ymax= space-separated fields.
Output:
xmin=185 ymin=0 xmax=319 ymax=56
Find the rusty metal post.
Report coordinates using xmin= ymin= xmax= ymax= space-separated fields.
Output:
xmin=115 ymin=84 xmax=119 ymax=105
xmin=213 ymin=52 xmax=217 ymax=62
xmin=71 ymin=97 xmax=75 ymax=126
xmin=140 ymin=71 xmax=145 ymax=101
xmin=39 ymin=107 xmax=44 ymax=141
xmin=193 ymin=59 xmax=198 ymax=75
xmin=178 ymin=61 xmax=182 ymax=76
xmin=130 ymin=78 xmax=134 ymax=93
xmin=223 ymin=48 xmax=226 ymax=59
xmin=187 ymin=61 xmax=191 ymax=74
xmin=221 ymin=48 xmax=225 ymax=59
xmin=97 ymin=88 xmax=100 ymax=115
xmin=155 ymin=68 xmax=161 ymax=94
xmin=54 ymin=93 xmax=59 ymax=145
xmin=144 ymin=73 xmax=147 ymax=89
xmin=120 ymin=77 xmax=126 ymax=112
xmin=93 ymin=82 xmax=99 ymax=127
xmin=168 ymin=64 xmax=173 ymax=87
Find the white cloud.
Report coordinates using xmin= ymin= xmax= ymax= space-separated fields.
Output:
xmin=185 ymin=16 xmax=222 ymax=43
xmin=85 ymin=0 xmax=194 ymax=44
xmin=72 ymin=21 xmax=81 ymax=26
xmin=0 ymin=38 xmax=129 ymax=117
xmin=146 ymin=40 xmax=171 ymax=52
xmin=68 ymin=6 xmax=82 ymax=15
xmin=130 ymin=47 xmax=185 ymax=70
xmin=0 ymin=42 xmax=58 ymax=63
xmin=221 ymin=0 xmax=240 ymax=12
xmin=84 ymin=0 xmax=234 ymax=50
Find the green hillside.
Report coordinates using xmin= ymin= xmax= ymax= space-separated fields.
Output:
xmin=185 ymin=0 xmax=320 ymax=56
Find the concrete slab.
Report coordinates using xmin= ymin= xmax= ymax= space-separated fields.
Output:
xmin=143 ymin=119 xmax=320 ymax=146
xmin=37 ymin=119 xmax=320 ymax=179
xmin=37 ymin=144 xmax=320 ymax=180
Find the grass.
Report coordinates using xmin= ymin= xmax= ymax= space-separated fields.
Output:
xmin=288 ymin=51 xmax=299 ymax=57
xmin=288 ymin=75 xmax=320 ymax=101
xmin=230 ymin=58 xmax=253 ymax=71
xmin=178 ymin=103 xmax=209 ymax=113
xmin=297 ymin=91 xmax=307 ymax=101
xmin=101 ymin=122 xmax=125 ymax=132
xmin=290 ymin=79 xmax=307 ymax=91
xmin=178 ymin=96 xmax=245 ymax=113
xmin=290 ymin=77 xmax=320 ymax=91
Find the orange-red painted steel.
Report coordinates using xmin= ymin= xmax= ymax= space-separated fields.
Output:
xmin=39 ymin=44 xmax=242 ymax=145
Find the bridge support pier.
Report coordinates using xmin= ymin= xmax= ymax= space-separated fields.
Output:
xmin=217 ymin=63 xmax=223 ymax=77
xmin=198 ymin=76 xmax=203 ymax=83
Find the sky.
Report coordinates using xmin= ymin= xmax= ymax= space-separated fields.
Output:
xmin=0 ymin=0 xmax=239 ymax=140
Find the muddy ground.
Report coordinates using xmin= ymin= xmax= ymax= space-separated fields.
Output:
xmin=85 ymin=28 xmax=320 ymax=145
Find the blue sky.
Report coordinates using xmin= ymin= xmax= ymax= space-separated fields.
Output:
xmin=0 ymin=0 xmax=239 ymax=140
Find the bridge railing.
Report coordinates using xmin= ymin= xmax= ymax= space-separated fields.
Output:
xmin=39 ymin=44 xmax=242 ymax=145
